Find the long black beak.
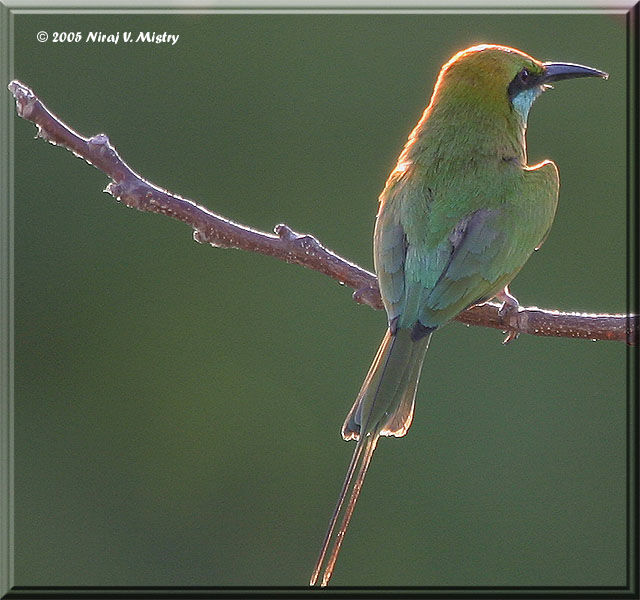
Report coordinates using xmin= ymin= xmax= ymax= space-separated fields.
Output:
xmin=542 ymin=61 xmax=609 ymax=83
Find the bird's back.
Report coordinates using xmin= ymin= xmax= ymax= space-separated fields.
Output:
xmin=374 ymin=144 xmax=559 ymax=330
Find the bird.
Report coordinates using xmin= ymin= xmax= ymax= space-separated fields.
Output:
xmin=309 ymin=44 xmax=607 ymax=587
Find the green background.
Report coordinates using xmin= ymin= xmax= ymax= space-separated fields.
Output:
xmin=10 ymin=10 xmax=629 ymax=588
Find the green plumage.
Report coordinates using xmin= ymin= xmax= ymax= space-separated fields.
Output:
xmin=311 ymin=44 xmax=607 ymax=587
xmin=377 ymin=154 xmax=558 ymax=330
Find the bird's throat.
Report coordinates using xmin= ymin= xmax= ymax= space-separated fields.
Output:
xmin=511 ymin=85 xmax=544 ymax=124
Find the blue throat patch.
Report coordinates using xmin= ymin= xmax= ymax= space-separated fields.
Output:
xmin=512 ymin=86 xmax=544 ymax=123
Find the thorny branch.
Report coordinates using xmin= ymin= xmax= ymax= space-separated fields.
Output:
xmin=8 ymin=80 xmax=637 ymax=346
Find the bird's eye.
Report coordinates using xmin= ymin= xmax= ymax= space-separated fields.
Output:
xmin=507 ymin=66 xmax=538 ymax=102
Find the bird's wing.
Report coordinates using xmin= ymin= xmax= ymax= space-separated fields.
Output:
xmin=527 ymin=160 xmax=559 ymax=250
xmin=374 ymin=217 xmax=407 ymax=325
xmin=422 ymin=208 xmax=510 ymax=316
xmin=374 ymin=177 xmax=505 ymax=328
xmin=395 ymin=207 xmax=505 ymax=328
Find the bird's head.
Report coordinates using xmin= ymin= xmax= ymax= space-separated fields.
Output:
xmin=433 ymin=44 xmax=608 ymax=125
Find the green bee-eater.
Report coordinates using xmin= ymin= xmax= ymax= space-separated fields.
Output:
xmin=310 ymin=44 xmax=607 ymax=587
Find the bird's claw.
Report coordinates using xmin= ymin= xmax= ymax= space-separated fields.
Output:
xmin=495 ymin=286 xmax=520 ymax=344
xmin=501 ymin=330 xmax=520 ymax=345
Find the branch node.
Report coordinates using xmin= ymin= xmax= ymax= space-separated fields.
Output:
xmin=88 ymin=133 xmax=110 ymax=147
xmin=106 ymin=181 xmax=125 ymax=201
xmin=107 ymin=180 xmax=145 ymax=210
xmin=297 ymin=234 xmax=317 ymax=250
xmin=353 ymin=286 xmax=384 ymax=310
xmin=274 ymin=223 xmax=296 ymax=241
xmin=8 ymin=80 xmax=36 ymax=119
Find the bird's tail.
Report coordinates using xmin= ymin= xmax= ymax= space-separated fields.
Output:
xmin=309 ymin=429 xmax=380 ymax=587
xmin=343 ymin=327 xmax=432 ymax=442
xmin=310 ymin=327 xmax=432 ymax=586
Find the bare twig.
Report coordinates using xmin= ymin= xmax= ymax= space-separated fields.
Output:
xmin=8 ymin=80 xmax=636 ymax=345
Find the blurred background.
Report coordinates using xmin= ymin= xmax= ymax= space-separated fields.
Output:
xmin=11 ymin=10 xmax=629 ymax=588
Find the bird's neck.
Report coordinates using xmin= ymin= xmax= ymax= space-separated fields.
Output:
xmin=398 ymin=95 xmax=528 ymax=168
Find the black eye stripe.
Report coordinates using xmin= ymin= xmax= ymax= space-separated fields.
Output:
xmin=508 ymin=67 xmax=540 ymax=100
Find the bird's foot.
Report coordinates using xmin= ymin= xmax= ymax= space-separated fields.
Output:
xmin=495 ymin=286 xmax=520 ymax=344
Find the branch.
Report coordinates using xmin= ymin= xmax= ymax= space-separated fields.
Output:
xmin=8 ymin=80 xmax=637 ymax=346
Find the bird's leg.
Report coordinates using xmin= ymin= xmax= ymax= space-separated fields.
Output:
xmin=495 ymin=286 xmax=520 ymax=344
xmin=496 ymin=285 xmax=519 ymax=316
